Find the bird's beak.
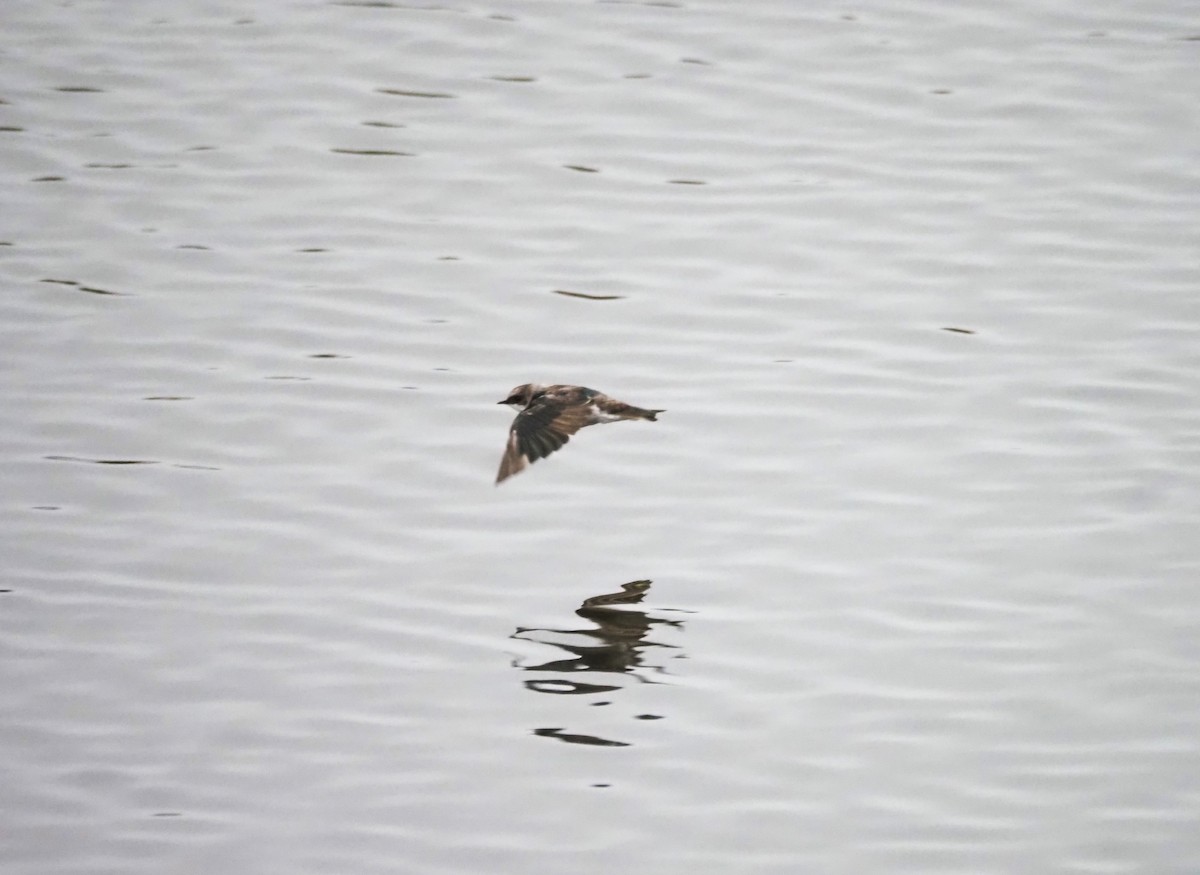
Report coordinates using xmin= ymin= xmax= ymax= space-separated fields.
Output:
xmin=497 ymin=400 xmax=508 ymax=405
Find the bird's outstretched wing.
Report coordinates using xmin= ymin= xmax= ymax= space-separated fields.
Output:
xmin=496 ymin=399 xmax=591 ymax=484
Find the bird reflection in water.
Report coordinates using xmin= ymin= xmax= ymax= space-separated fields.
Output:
xmin=511 ymin=580 xmax=687 ymax=748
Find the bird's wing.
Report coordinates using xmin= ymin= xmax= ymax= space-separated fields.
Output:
xmin=496 ymin=400 xmax=591 ymax=484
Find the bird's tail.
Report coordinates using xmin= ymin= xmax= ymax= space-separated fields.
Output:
xmin=610 ymin=403 xmax=665 ymax=421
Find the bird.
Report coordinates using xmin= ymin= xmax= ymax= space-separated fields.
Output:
xmin=495 ymin=383 xmax=664 ymax=484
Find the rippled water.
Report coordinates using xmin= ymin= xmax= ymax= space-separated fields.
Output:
xmin=3 ymin=0 xmax=1199 ymax=872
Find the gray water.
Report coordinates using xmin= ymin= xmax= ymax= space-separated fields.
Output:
xmin=3 ymin=1 xmax=1199 ymax=873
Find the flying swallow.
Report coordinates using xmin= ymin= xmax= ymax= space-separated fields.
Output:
xmin=496 ymin=383 xmax=664 ymax=484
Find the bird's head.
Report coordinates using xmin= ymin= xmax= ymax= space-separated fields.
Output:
xmin=497 ymin=383 xmax=545 ymax=409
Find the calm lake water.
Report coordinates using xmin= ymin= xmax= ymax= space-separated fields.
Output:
xmin=2 ymin=1 xmax=1199 ymax=873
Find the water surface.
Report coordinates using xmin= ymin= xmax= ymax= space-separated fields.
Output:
xmin=2 ymin=0 xmax=1199 ymax=873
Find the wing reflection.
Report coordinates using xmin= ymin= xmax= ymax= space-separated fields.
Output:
xmin=512 ymin=580 xmax=684 ymax=689
xmin=533 ymin=727 xmax=631 ymax=748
